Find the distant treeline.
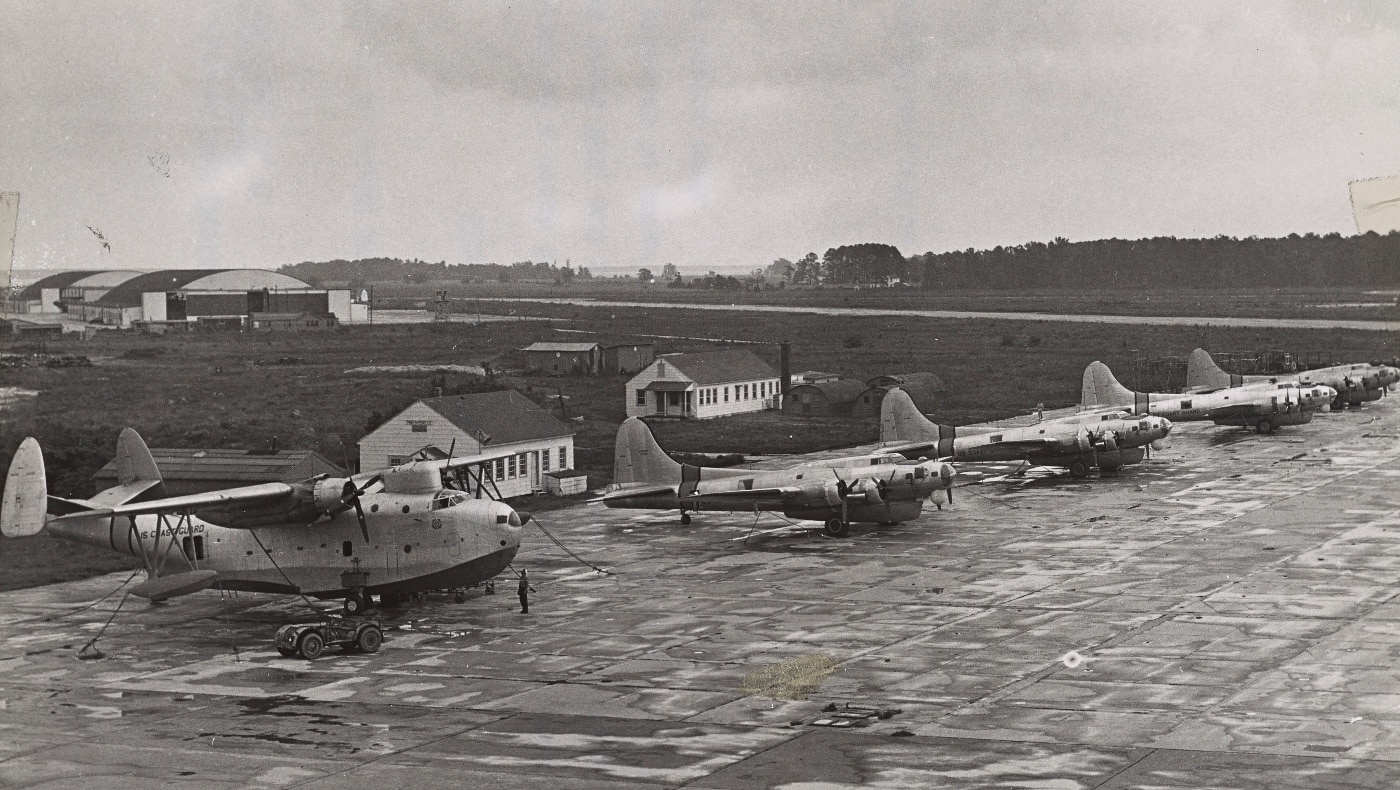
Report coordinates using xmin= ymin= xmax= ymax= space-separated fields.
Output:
xmin=283 ymin=232 xmax=1400 ymax=291
xmin=767 ymin=233 xmax=1400 ymax=289
xmin=279 ymin=258 xmax=592 ymax=285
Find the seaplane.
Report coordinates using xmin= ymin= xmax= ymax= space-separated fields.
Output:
xmin=1 ymin=428 xmax=526 ymax=613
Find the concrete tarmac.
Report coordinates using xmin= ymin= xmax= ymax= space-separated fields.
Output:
xmin=3 ymin=400 xmax=1400 ymax=787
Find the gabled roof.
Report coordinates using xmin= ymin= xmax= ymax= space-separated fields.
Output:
xmin=657 ymin=349 xmax=777 ymax=385
xmin=93 ymin=448 xmax=343 ymax=482
xmin=420 ymin=389 xmax=572 ymax=445
xmin=522 ymin=342 xmax=600 ymax=353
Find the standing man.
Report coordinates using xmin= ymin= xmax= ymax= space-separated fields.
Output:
xmin=518 ymin=569 xmax=531 ymax=614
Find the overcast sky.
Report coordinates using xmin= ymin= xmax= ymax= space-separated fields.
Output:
xmin=3 ymin=1 xmax=1399 ymax=275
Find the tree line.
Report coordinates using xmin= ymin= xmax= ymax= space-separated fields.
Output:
xmin=279 ymin=258 xmax=593 ymax=286
xmin=761 ymin=233 xmax=1400 ymax=289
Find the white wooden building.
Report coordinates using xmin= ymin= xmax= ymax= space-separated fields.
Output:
xmin=358 ymin=390 xmax=574 ymax=498
xmin=625 ymin=349 xmax=781 ymax=420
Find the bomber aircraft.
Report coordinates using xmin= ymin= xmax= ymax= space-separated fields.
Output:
xmin=0 ymin=428 xmax=527 ymax=613
xmin=1186 ymin=348 xmax=1398 ymax=408
xmin=878 ymin=388 xmax=1172 ymax=478
xmin=1080 ymin=361 xmax=1335 ymax=434
xmin=600 ymin=417 xmax=954 ymax=537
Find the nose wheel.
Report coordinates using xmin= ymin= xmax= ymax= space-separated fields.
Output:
xmin=679 ymin=511 xmax=692 ymax=526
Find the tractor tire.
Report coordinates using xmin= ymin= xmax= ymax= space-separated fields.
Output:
xmin=356 ymin=625 xmax=383 ymax=654
xmin=298 ymin=631 xmax=325 ymax=660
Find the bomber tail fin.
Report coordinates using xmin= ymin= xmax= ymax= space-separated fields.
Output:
xmin=2 ymin=438 xmax=48 ymax=537
xmin=879 ymin=388 xmax=944 ymax=443
xmin=1186 ymin=348 xmax=1236 ymax=390
xmin=613 ymin=418 xmax=683 ymax=485
xmin=89 ymin=428 xmax=165 ymax=507
xmin=1081 ymin=361 xmax=1137 ymax=409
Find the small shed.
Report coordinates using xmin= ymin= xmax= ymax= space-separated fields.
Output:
xmin=93 ymin=448 xmax=345 ymax=497
xmin=852 ymin=373 xmax=946 ymax=418
xmin=521 ymin=342 xmax=602 ymax=375
xmin=782 ymin=378 xmax=868 ymax=417
xmin=602 ymin=342 xmax=655 ymax=374
xmin=543 ymin=469 xmax=590 ymax=496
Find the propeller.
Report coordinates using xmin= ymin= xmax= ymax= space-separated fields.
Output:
xmin=342 ymin=474 xmax=381 ymax=543
xmin=940 ymin=463 xmax=954 ymax=504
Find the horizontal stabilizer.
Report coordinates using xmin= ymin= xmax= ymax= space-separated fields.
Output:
xmin=2 ymin=438 xmax=47 ymax=537
xmin=131 ymin=570 xmax=220 ymax=601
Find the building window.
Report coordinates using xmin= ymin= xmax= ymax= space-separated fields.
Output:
xmin=508 ymin=455 xmax=517 ymax=477
xmin=494 ymin=459 xmax=504 ymax=479
xmin=724 ymin=386 xmax=730 ymax=403
xmin=635 ymin=389 xmax=646 ymax=406
xmin=518 ymin=454 xmax=528 ymax=477
xmin=387 ymin=455 xmax=408 ymax=466
xmin=559 ymin=447 xmax=567 ymax=468
xmin=542 ymin=449 xmax=551 ymax=472
xmin=409 ymin=420 xmax=429 ymax=433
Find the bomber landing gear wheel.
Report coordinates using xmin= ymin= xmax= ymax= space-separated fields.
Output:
xmin=298 ymin=631 xmax=325 ymax=660
xmin=1255 ymin=418 xmax=1274 ymax=434
xmin=1069 ymin=460 xmax=1091 ymax=478
xmin=356 ymin=625 xmax=383 ymax=654
xmin=679 ymin=512 xmax=691 ymax=526
xmin=343 ymin=593 xmax=368 ymax=615
xmin=823 ymin=518 xmax=849 ymax=538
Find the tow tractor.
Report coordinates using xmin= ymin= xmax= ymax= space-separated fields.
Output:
xmin=275 ymin=617 xmax=383 ymax=659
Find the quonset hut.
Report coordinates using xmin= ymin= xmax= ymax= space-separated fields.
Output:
xmin=781 ymin=378 xmax=867 ymax=417
xmin=850 ymin=372 xmax=947 ymax=418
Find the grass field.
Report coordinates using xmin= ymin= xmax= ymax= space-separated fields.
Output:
xmin=369 ymin=280 xmax=1400 ymax=322
xmin=0 ymin=297 xmax=1395 ymax=590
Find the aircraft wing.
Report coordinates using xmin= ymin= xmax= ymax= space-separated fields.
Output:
xmin=1202 ymin=403 xmax=1268 ymax=421
xmin=601 ymin=483 xmax=799 ymax=509
xmin=49 ymin=482 xmax=297 ymax=524
xmin=599 ymin=484 xmax=678 ymax=503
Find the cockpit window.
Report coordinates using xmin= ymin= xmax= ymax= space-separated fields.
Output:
xmin=432 ymin=491 xmax=468 ymax=510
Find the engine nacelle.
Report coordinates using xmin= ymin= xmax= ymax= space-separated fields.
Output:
xmin=1097 ymin=432 xmax=1118 ymax=453
xmin=854 ymin=478 xmax=884 ymax=504
xmin=786 ymin=479 xmax=843 ymax=508
xmin=312 ymin=477 xmax=356 ymax=516
xmin=1062 ymin=428 xmax=1091 ymax=454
